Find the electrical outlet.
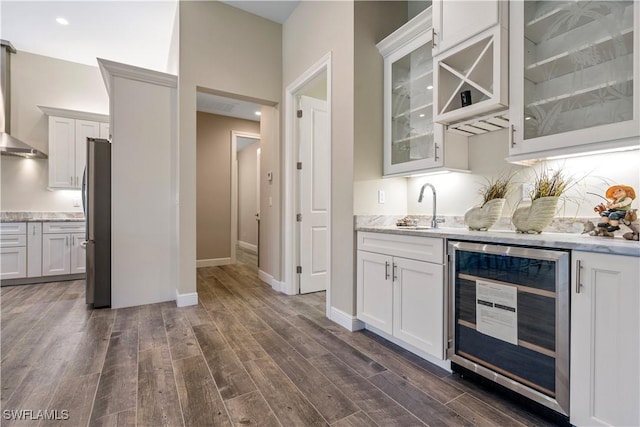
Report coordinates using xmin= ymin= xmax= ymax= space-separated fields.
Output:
xmin=522 ymin=184 xmax=535 ymax=200
xmin=378 ymin=190 xmax=386 ymax=204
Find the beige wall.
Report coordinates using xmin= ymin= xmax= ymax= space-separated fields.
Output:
xmin=1 ymin=52 xmax=108 ymax=212
xmin=353 ymin=1 xmax=408 ymax=216
xmin=283 ymin=1 xmax=404 ymax=314
xmin=179 ymin=1 xmax=282 ymax=294
xmin=284 ymin=0 xmax=354 ymax=313
xmin=196 ymin=112 xmax=259 ymax=261
xmin=238 ymin=142 xmax=259 ymax=246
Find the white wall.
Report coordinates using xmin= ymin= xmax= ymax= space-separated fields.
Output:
xmin=1 ymin=51 xmax=108 ymax=212
xmin=406 ymin=130 xmax=640 ymax=221
xmin=101 ymin=60 xmax=177 ymax=309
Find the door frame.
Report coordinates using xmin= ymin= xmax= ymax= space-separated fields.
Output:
xmin=284 ymin=52 xmax=332 ymax=316
xmin=231 ymin=130 xmax=260 ymax=265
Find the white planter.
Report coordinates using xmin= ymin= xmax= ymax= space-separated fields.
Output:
xmin=512 ymin=196 xmax=560 ymax=234
xmin=464 ymin=198 xmax=506 ymax=231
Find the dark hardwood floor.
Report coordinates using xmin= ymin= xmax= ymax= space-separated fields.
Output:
xmin=1 ymin=253 xmax=560 ymax=426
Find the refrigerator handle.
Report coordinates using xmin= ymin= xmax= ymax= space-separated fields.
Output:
xmin=81 ymin=167 xmax=87 ymax=218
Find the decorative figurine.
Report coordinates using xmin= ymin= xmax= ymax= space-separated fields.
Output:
xmin=594 ymin=185 xmax=636 ymax=233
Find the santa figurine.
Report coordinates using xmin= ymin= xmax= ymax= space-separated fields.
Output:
xmin=594 ymin=185 xmax=636 ymax=233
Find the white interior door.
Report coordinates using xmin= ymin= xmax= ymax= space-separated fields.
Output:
xmin=298 ymin=96 xmax=329 ymax=294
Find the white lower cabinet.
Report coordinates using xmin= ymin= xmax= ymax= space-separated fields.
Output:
xmin=0 ymin=222 xmax=27 ymax=280
xmin=357 ymin=232 xmax=445 ymax=360
xmin=42 ymin=222 xmax=86 ymax=276
xmin=570 ymin=251 xmax=640 ymax=426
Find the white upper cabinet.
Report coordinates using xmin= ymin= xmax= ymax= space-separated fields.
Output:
xmin=47 ymin=116 xmax=77 ymax=188
xmin=39 ymin=106 xmax=109 ymax=189
xmin=378 ymin=8 xmax=468 ymax=176
xmin=509 ymin=1 xmax=640 ymax=161
xmin=432 ymin=0 xmax=508 ymax=125
xmin=432 ymin=0 xmax=503 ymax=56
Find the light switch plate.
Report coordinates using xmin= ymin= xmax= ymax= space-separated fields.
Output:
xmin=378 ymin=190 xmax=386 ymax=204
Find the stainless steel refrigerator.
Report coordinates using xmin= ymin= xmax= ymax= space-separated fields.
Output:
xmin=82 ymin=137 xmax=111 ymax=308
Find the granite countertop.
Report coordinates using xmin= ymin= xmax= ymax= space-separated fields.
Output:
xmin=0 ymin=212 xmax=85 ymax=223
xmin=356 ymin=225 xmax=640 ymax=258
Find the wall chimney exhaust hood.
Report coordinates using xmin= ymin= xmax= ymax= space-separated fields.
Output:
xmin=0 ymin=40 xmax=47 ymax=159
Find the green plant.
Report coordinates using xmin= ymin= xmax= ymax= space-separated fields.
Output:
xmin=530 ymin=169 xmax=569 ymax=200
xmin=479 ymin=174 xmax=514 ymax=206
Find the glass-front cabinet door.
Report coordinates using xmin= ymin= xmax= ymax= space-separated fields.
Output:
xmin=378 ymin=9 xmax=444 ymax=176
xmin=509 ymin=1 xmax=640 ymax=159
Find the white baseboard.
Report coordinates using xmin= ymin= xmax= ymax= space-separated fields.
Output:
xmin=196 ymin=257 xmax=232 ymax=268
xmin=238 ymin=240 xmax=257 ymax=253
xmin=175 ymin=289 xmax=198 ymax=307
xmin=258 ymin=269 xmax=294 ymax=295
xmin=330 ymin=306 xmax=365 ymax=332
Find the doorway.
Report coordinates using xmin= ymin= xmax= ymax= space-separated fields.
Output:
xmin=284 ymin=53 xmax=332 ymax=308
xmin=233 ymin=132 xmax=260 ymax=268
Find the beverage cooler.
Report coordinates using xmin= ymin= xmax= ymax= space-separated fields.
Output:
xmin=447 ymin=241 xmax=570 ymax=417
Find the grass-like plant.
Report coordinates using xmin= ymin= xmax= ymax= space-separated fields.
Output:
xmin=530 ymin=169 xmax=569 ymax=200
xmin=479 ymin=174 xmax=514 ymax=206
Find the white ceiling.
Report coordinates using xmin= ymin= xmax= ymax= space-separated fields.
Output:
xmin=0 ymin=1 xmax=179 ymax=72
xmin=1 ymin=0 xmax=298 ymax=121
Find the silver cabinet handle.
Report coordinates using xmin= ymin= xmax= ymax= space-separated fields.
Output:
xmin=70 ymin=176 xmax=74 ymax=185
xmin=431 ymin=28 xmax=437 ymax=47
xmin=66 ymin=236 xmax=69 ymax=246
xmin=385 ymin=261 xmax=390 ymax=280
xmin=393 ymin=263 xmax=397 ymax=281
xmin=434 ymin=143 xmax=440 ymax=161
xmin=509 ymin=124 xmax=516 ymax=148
xmin=80 ymin=240 xmax=87 ymax=248
xmin=576 ymin=260 xmax=583 ymax=293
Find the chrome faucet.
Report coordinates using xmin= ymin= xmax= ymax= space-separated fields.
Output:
xmin=418 ymin=183 xmax=439 ymax=228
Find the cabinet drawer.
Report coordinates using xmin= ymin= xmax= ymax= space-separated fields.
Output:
xmin=358 ymin=232 xmax=444 ymax=264
xmin=0 ymin=222 xmax=26 ymax=235
xmin=43 ymin=222 xmax=85 ymax=234
xmin=0 ymin=235 xmax=27 ymax=248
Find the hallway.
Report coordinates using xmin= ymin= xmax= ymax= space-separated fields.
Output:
xmin=1 ymin=261 xmax=558 ymax=426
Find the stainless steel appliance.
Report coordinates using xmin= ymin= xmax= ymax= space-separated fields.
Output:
xmin=448 ymin=241 xmax=570 ymax=416
xmin=82 ymin=138 xmax=111 ymax=308
xmin=0 ymin=40 xmax=47 ymax=158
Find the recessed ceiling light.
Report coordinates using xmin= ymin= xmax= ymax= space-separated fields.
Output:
xmin=56 ymin=17 xmax=69 ymax=25
xmin=255 ymin=111 xmax=261 ymax=116
xmin=419 ymin=114 xmax=425 ymax=117
xmin=427 ymin=85 xmax=433 ymax=90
